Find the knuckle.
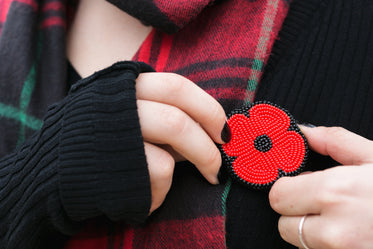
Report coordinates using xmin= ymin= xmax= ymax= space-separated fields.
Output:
xmin=163 ymin=73 xmax=187 ymax=95
xmin=161 ymin=106 xmax=189 ymax=135
xmin=202 ymin=145 xmax=221 ymax=168
xmin=316 ymin=170 xmax=353 ymax=206
xmin=156 ymin=151 xmax=175 ymax=182
xmin=324 ymin=126 xmax=348 ymax=154
xmin=339 ymin=237 xmax=358 ymax=249
xmin=277 ymin=219 xmax=285 ymax=238
xmin=207 ymin=103 xmax=224 ymax=124
xmin=277 ymin=217 xmax=290 ymax=242
xmin=278 ymin=226 xmax=287 ymax=241
xmin=316 ymin=178 xmax=341 ymax=206
xmin=146 ymin=145 xmax=174 ymax=213
xmin=326 ymin=126 xmax=347 ymax=138
xmin=319 ymin=225 xmax=337 ymax=248
xmin=320 ymin=224 xmax=352 ymax=249
xmin=268 ymin=184 xmax=282 ymax=210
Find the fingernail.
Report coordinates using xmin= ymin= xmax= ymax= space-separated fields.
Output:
xmin=221 ymin=122 xmax=231 ymax=143
xmin=300 ymin=123 xmax=316 ymax=128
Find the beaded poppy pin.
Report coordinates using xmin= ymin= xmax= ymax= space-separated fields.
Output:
xmin=220 ymin=101 xmax=308 ymax=190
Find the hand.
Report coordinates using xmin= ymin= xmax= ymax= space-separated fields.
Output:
xmin=269 ymin=126 xmax=373 ymax=249
xmin=136 ymin=72 xmax=229 ymax=213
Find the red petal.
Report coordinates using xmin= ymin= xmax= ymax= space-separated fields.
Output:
xmin=232 ymin=153 xmax=279 ymax=185
xmin=270 ymin=131 xmax=306 ymax=173
xmin=223 ymin=114 xmax=256 ymax=156
xmin=249 ymin=104 xmax=291 ymax=138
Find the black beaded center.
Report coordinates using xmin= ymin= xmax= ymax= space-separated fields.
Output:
xmin=254 ymin=134 xmax=272 ymax=152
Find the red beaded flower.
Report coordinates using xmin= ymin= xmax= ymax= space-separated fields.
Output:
xmin=221 ymin=102 xmax=308 ymax=189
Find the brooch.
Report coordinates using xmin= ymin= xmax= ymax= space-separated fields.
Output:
xmin=220 ymin=101 xmax=308 ymax=189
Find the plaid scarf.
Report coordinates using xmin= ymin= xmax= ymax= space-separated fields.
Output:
xmin=0 ymin=0 xmax=74 ymax=157
xmin=0 ymin=0 xmax=289 ymax=248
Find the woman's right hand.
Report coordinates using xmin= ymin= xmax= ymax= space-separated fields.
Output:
xmin=136 ymin=72 xmax=230 ymax=213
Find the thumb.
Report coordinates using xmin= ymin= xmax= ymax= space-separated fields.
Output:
xmin=300 ymin=125 xmax=373 ymax=165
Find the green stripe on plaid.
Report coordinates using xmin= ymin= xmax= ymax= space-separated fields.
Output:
xmin=221 ymin=178 xmax=232 ymax=216
xmin=251 ymin=59 xmax=264 ymax=72
xmin=244 ymin=0 xmax=280 ymax=105
xmin=17 ymin=34 xmax=42 ymax=145
xmin=0 ymin=103 xmax=43 ymax=130
xmin=17 ymin=64 xmax=37 ymax=145
xmin=222 ymin=0 xmax=281 ymax=215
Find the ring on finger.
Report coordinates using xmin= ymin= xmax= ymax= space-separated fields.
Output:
xmin=298 ymin=215 xmax=310 ymax=249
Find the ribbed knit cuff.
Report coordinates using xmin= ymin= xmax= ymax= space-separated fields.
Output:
xmin=59 ymin=61 xmax=153 ymax=224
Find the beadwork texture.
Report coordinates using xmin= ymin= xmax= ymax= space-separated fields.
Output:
xmin=220 ymin=102 xmax=308 ymax=189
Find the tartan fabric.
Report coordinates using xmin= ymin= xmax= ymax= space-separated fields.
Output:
xmin=106 ymin=0 xmax=216 ymax=34
xmin=0 ymin=61 xmax=153 ymax=249
xmin=227 ymin=0 xmax=373 ymax=247
xmin=65 ymin=217 xmax=226 ymax=249
xmin=0 ymin=0 xmax=289 ymax=248
xmin=133 ymin=0 xmax=289 ymax=112
xmin=65 ymin=0 xmax=289 ymax=248
xmin=0 ymin=0 xmax=70 ymax=157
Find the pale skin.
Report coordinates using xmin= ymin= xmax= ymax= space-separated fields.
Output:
xmin=68 ymin=0 xmax=373 ymax=247
xmin=67 ymin=0 xmax=226 ymax=213
xmin=270 ymin=126 xmax=373 ymax=249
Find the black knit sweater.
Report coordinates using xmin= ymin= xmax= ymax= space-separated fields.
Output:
xmin=0 ymin=61 xmax=153 ymax=249
xmin=226 ymin=0 xmax=373 ymax=248
xmin=0 ymin=0 xmax=372 ymax=248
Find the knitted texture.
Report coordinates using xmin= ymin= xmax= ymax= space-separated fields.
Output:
xmin=0 ymin=0 xmax=289 ymax=248
xmin=220 ymin=102 xmax=308 ymax=189
xmin=0 ymin=61 xmax=153 ymax=249
xmin=4 ymin=0 xmax=372 ymax=248
xmin=59 ymin=62 xmax=153 ymax=223
xmin=226 ymin=0 xmax=373 ymax=248
xmin=65 ymin=0 xmax=290 ymax=249
xmin=0 ymin=0 xmax=70 ymax=157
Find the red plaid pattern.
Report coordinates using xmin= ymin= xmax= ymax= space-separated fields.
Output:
xmin=0 ymin=0 xmax=289 ymax=248
xmin=65 ymin=0 xmax=289 ymax=248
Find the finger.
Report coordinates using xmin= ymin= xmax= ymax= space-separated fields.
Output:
xmin=271 ymin=165 xmax=370 ymax=216
xmin=269 ymin=173 xmax=323 ymax=215
xmin=138 ymin=100 xmax=220 ymax=184
xmin=278 ymin=215 xmax=324 ymax=249
xmin=157 ymin=144 xmax=186 ymax=162
xmin=136 ymin=73 xmax=228 ymax=144
xmin=144 ymin=142 xmax=175 ymax=213
xmin=300 ymin=125 xmax=373 ymax=165
xmin=279 ymin=215 xmax=344 ymax=249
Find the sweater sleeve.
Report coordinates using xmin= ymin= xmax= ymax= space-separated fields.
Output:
xmin=0 ymin=61 xmax=153 ymax=249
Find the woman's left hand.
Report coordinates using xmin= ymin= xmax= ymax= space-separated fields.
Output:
xmin=269 ymin=126 xmax=373 ymax=249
